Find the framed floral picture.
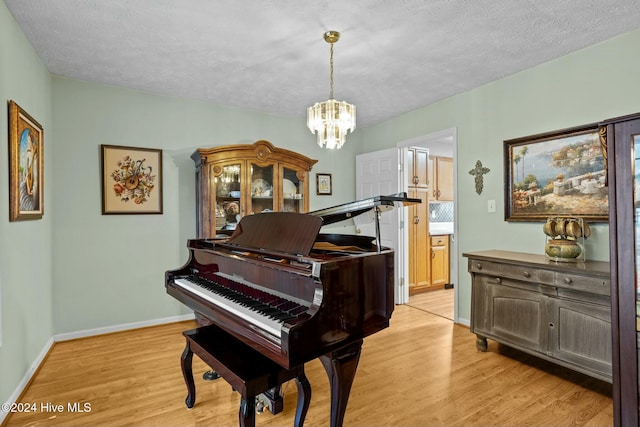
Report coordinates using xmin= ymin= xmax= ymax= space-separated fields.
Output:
xmin=8 ymin=100 xmax=44 ymax=221
xmin=503 ymin=123 xmax=607 ymax=222
xmin=101 ymin=145 xmax=163 ymax=214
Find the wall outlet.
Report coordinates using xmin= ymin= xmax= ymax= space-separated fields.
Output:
xmin=487 ymin=200 xmax=496 ymax=213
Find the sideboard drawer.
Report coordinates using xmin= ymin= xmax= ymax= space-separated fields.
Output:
xmin=554 ymin=272 xmax=610 ymax=296
xmin=469 ymin=259 xmax=554 ymax=285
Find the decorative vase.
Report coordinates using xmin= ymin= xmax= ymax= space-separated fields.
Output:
xmin=545 ymin=239 xmax=582 ymax=259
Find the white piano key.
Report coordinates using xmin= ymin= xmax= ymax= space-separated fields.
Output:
xmin=173 ymin=277 xmax=283 ymax=343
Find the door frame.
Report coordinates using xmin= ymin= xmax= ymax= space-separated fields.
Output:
xmin=397 ymin=128 xmax=458 ymax=321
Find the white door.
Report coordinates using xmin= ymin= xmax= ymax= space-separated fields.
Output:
xmin=355 ymin=148 xmax=406 ymax=303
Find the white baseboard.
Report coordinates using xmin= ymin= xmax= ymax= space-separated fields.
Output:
xmin=0 ymin=336 xmax=54 ymax=425
xmin=0 ymin=313 xmax=195 ymax=425
xmin=53 ymin=313 xmax=195 ymax=342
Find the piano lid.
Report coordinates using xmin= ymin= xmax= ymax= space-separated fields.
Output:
xmin=308 ymin=193 xmax=421 ymax=226
xmin=225 ymin=211 xmax=323 ymax=256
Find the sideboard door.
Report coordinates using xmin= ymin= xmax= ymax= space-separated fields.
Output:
xmin=473 ymin=276 xmax=548 ymax=353
xmin=546 ymin=297 xmax=612 ymax=379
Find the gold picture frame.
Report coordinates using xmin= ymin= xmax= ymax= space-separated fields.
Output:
xmin=101 ymin=144 xmax=163 ymax=214
xmin=8 ymin=100 xmax=44 ymax=221
xmin=504 ymin=123 xmax=608 ymax=222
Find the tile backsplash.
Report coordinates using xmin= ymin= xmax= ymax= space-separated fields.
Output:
xmin=429 ymin=202 xmax=454 ymax=223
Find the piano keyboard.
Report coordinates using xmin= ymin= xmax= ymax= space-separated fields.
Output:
xmin=173 ymin=274 xmax=308 ymax=344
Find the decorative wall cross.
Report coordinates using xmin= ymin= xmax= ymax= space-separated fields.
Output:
xmin=469 ymin=160 xmax=490 ymax=195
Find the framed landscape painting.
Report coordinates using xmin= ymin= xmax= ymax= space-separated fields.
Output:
xmin=8 ymin=100 xmax=44 ymax=221
xmin=101 ymin=145 xmax=163 ymax=214
xmin=504 ymin=123 xmax=608 ymax=222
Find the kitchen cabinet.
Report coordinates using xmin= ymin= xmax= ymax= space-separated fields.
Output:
xmin=428 ymin=156 xmax=453 ymax=201
xmin=464 ymin=250 xmax=611 ymax=383
xmin=191 ymin=140 xmax=317 ymax=238
xmin=407 ymin=148 xmax=429 ymax=188
xmin=430 ymin=235 xmax=449 ymax=287
xmin=408 ymin=187 xmax=430 ymax=293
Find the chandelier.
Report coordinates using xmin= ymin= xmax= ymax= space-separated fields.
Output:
xmin=307 ymin=31 xmax=356 ymax=150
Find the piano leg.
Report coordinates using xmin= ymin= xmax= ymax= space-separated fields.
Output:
xmin=319 ymin=339 xmax=363 ymax=427
xmin=294 ymin=375 xmax=312 ymax=427
xmin=180 ymin=340 xmax=196 ymax=409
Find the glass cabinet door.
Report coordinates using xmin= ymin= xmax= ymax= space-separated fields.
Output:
xmin=635 ymin=134 xmax=640 ymax=337
xmin=609 ymin=116 xmax=640 ymax=427
xmin=249 ymin=163 xmax=274 ymax=215
xmin=282 ymin=166 xmax=304 ymax=213
xmin=214 ymin=163 xmax=242 ymax=231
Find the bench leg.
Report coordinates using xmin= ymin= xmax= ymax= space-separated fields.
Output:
xmin=181 ymin=339 xmax=196 ymax=409
xmin=294 ymin=374 xmax=311 ymax=427
xmin=239 ymin=396 xmax=256 ymax=427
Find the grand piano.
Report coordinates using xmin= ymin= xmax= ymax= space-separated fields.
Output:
xmin=166 ymin=194 xmax=420 ymax=426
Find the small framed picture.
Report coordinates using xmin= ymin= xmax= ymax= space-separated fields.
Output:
xmin=101 ymin=144 xmax=163 ymax=214
xmin=316 ymin=173 xmax=332 ymax=195
xmin=8 ymin=100 xmax=44 ymax=221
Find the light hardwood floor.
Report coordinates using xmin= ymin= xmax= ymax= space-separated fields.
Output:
xmin=3 ymin=304 xmax=612 ymax=427
xmin=408 ymin=288 xmax=454 ymax=320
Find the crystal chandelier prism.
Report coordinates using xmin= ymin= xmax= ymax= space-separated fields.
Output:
xmin=307 ymin=31 xmax=356 ymax=150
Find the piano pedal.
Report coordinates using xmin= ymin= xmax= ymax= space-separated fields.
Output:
xmin=255 ymin=388 xmax=283 ymax=415
xmin=202 ymin=370 xmax=221 ymax=381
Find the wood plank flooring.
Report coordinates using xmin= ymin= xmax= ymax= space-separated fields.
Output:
xmin=408 ymin=288 xmax=454 ymax=320
xmin=3 ymin=304 xmax=612 ymax=427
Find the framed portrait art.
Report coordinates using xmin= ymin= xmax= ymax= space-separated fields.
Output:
xmin=8 ymin=100 xmax=44 ymax=221
xmin=316 ymin=173 xmax=332 ymax=195
xmin=504 ymin=123 xmax=608 ymax=222
xmin=101 ymin=145 xmax=163 ymax=214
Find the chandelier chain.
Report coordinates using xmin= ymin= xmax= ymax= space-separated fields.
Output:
xmin=329 ymin=43 xmax=334 ymax=99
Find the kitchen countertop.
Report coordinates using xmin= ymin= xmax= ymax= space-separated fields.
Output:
xmin=429 ymin=222 xmax=454 ymax=235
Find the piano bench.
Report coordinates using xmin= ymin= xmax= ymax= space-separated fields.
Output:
xmin=181 ymin=325 xmax=311 ymax=427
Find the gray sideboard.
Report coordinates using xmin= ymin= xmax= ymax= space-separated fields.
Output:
xmin=463 ymin=250 xmax=611 ymax=383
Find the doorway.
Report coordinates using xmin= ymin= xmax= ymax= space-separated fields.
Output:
xmin=400 ymin=128 xmax=458 ymax=322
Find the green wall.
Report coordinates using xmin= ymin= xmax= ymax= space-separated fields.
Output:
xmin=361 ymin=29 xmax=640 ymax=321
xmin=0 ymin=1 xmax=53 ymax=409
xmin=50 ymin=78 xmax=360 ymax=334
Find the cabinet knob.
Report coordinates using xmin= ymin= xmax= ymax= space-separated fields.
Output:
xmin=476 ymin=263 xmax=482 ymax=270
xmin=563 ymin=277 xmax=573 ymax=285
xmin=523 ymin=271 xmax=531 ymax=278
xmin=414 ymin=215 xmax=419 ymax=224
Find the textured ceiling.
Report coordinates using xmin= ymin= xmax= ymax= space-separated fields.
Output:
xmin=5 ymin=0 xmax=640 ymax=127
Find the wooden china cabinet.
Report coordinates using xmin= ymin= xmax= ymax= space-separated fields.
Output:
xmin=191 ymin=140 xmax=317 ymax=238
xmin=605 ymin=113 xmax=640 ymax=427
